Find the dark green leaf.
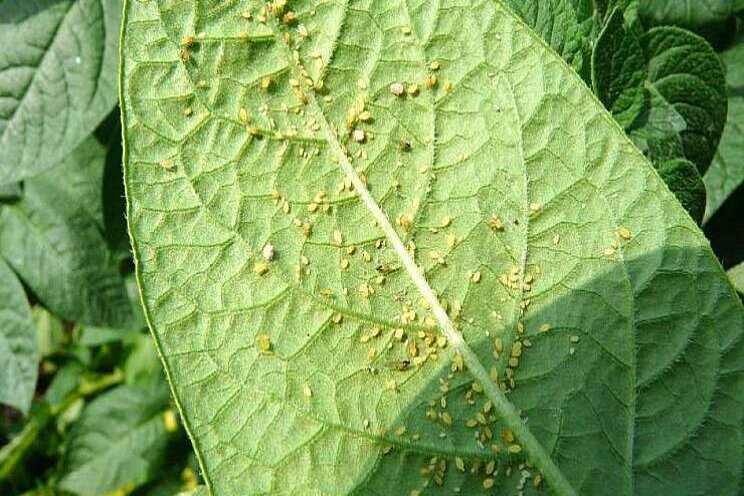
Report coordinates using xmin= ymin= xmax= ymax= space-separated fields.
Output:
xmin=704 ymin=34 xmax=744 ymax=222
xmin=58 ymin=383 xmax=172 ymax=495
xmin=505 ymin=0 xmax=606 ymax=80
xmin=628 ymin=26 xmax=727 ymax=174
xmin=0 ymin=138 xmax=131 ymax=327
xmin=638 ymin=0 xmax=736 ymax=46
xmin=0 ymin=257 xmax=37 ymax=414
xmin=656 ymin=158 xmax=707 ymax=224
xmin=592 ymin=7 xmax=646 ymax=127
xmin=0 ymin=0 xmax=121 ymax=184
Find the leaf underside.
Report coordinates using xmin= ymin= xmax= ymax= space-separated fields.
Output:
xmin=121 ymin=0 xmax=744 ymax=495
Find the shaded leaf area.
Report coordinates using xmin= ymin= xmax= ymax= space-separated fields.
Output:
xmin=122 ymin=1 xmax=744 ymax=494
xmin=637 ymin=0 xmax=738 ymax=48
xmin=592 ymin=7 xmax=646 ymax=128
xmin=0 ymin=0 xmax=121 ymax=184
xmin=590 ymin=14 xmax=726 ymax=221
xmin=629 ymin=27 xmax=727 ymax=176
xmin=0 ymin=257 xmax=37 ymax=414
xmin=58 ymin=382 xmax=172 ymax=494
xmin=704 ymin=32 xmax=744 ymax=222
xmin=0 ymin=135 xmax=132 ymax=327
xmin=505 ymin=0 xmax=623 ymax=81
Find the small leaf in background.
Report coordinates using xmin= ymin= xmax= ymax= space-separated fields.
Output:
xmin=655 ymin=158 xmax=707 ymax=224
xmin=638 ymin=0 xmax=737 ymax=47
xmin=729 ymin=262 xmax=744 ymax=294
xmin=629 ymin=26 xmax=727 ymax=174
xmin=124 ymin=334 xmax=165 ymax=388
xmin=33 ymin=305 xmax=66 ymax=360
xmin=592 ymin=7 xmax=647 ymax=127
xmin=0 ymin=137 xmax=132 ymax=328
xmin=0 ymin=257 xmax=37 ymax=414
xmin=58 ymin=383 xmax=172 ymax=495
xmin=704 ymin=33 xmax=744 ymax=223
xmin=0 ymin=0 xmax=121 ymax=185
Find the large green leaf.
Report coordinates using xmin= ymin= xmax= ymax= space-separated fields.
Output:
xmin=0 ymin=0 xmax=121 ymax=185
xmin=704 ymin=34 xmax=744 ymax=223
xmin=0 ymin=257 xmax=37 ymax=414
xmin=58 ymin=383 xmax=173 ymax=495
xmin=0 ymin=137 xmax=131 ymax=327
xmin=121 ymin=1 xmax=744 ymax=494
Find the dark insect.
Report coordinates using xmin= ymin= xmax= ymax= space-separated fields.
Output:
xmin=376 ymin=263 xmax=399 ymax=274
xmin=398 ymin=140 xmax=412 ymax=151
xmin=387 ymin=359 xmax=412 ymax=371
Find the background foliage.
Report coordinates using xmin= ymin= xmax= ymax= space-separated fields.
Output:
xmin=0 ymin=0 xmax=742 ymax=494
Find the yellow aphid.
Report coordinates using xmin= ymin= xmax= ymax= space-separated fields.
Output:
xmin=257 ymin=334 xmax=271 ymax=352
xmin=160 ymin=159 xmax=176 ymax=170
xmin=424 ymin=74 xmax=437 ymax=89
xmin=253 ymin=261 xmax=269 ymax=276
xmin=261 ymin=76 xmax=272 ymax=90
xmin=489 ymin=215 xmax=504 ymax=231
xmin=333 ymin=229 xmax=343 ymax=245
xmin=303 ymin=385 xmax=313 ymax=397
xmin=401 ymin=25 xmax=412 ymax=35
xmin=430 ymin=60 xmax=440 ymax=71
xmin=239 ymin=107 xmax=249 ymax=123
xmin=617 ymin=226 xmax=632 ymax=240
xmin=501 ymin=429 xmax=514 ymax=443
xmin=508 ymin=444 xmax=522 ymax=454
xmin=529 ymin=202 xmax=541 ymax=213
xmin=163 ymin=410 xmax=178 ymax=432
xmin=407 ymin=84 xmax=419 ymax=96
xmin=539 ymin=323 xmax=551 ymax=333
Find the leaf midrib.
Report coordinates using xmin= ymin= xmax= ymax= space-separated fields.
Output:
xmin=267 ymin=11 xmax=578 ymax=496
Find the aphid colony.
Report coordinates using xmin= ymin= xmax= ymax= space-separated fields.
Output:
xmin=178 ymin=2 xmax=637 ymax=490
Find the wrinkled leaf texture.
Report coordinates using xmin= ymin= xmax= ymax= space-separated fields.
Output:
xmin=121 ymin=1 xmax=744 ymax=494
xmin=0 ymin=0 xmax=121 ymax=184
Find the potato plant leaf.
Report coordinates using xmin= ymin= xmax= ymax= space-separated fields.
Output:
xmin=627 ymin=26 xmax=727 ymax=175
xmin=58 ymin=383 xmax=172 ymax=495
xmin=0 ymin=257 xmax=37 ymax=414
xmin=592 ymin=7 xmax=646 ymax=128
xmin=121 ymin=1 xmax=744 ymax=494
xmin=505 ymin=0 xmax=616 ymax=81
xmin=703 ymin=33 xmax=744 ymax=223
xmin=729 ymin=263 xmax=744 ymax=294
xmin=0 ymin=137 xmax=131 ymax=327
xmin=637 ymin=0 xmax=736 ymax=45
xmin=0 ymin=0 xmax=121 ymax=185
